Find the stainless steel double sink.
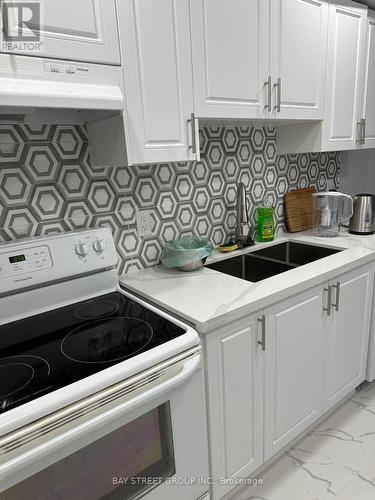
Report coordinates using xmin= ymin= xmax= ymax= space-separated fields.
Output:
xmin=206 ymin=241 xmax=342 ymax=283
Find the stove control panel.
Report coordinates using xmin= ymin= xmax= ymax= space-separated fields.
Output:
xmin=0 ymin=245 xmax=52 ymax=279
xmin=0 ymin=228 xmax=118 ymax=295
xmin=73 ymin=233 xmax=110 ymax=261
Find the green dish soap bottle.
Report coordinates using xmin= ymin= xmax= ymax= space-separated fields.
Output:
xmin=256 ymin=200 xmax=275 ymax=243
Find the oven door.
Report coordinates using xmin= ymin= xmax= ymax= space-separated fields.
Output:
xmin=0 ymin=348 xmax=209 ymax=500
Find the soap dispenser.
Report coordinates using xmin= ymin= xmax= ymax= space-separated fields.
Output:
xmin=256 ymin=197 xmax=275 ymax=242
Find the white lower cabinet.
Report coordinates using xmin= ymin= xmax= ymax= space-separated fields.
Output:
xmin=205 ymin=264 xmax=374 ymax=499
xmin=205 ymin=316 xmax=263 ymax=500
xmin=324 ymin=266 xmax=374 ymax=411
xmin=264 ymin=287 xmax=326 ymax=460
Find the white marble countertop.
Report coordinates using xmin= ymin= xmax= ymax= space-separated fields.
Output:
xmin=119 ymin=230 xmax=375 ymax=333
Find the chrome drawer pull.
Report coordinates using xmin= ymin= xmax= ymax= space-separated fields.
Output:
xmin=274 ymin=77 xmax=281 ymax=113
xmin=264 ymin=76 xmax=272 ymax=112
xmin=332 ymin=281 xmax=341 ymax=312
xmin=257 ymin=315 xmax=266 ymax=351
xmin=324 ymin=286 xmax=332 ymax=316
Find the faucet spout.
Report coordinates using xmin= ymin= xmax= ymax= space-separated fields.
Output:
xmin=235 ymin=182 xmax=248 ymax=248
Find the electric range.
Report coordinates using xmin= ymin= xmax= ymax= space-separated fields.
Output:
xmin=0 ymin=291 xmax=186 ymax=414
xmin=0 ymin=229 xmax=209 ymax=500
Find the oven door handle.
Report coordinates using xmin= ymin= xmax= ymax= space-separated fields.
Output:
xmin=0 ymin=348 xmax=201 ymax=478
xmin=119 ymin=350 xmax=201 ymax=412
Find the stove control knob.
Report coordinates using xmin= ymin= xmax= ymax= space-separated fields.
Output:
xmin=93 ymin=238 xmax=106 ymax=253
xmin=75 ymin=242 xmax=89 ymax=257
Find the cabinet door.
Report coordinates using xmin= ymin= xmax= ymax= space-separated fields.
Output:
xmin=264 ymin=286 xmax=326 ymax=461
xmin=270 ymin=0 xmax=328 ymax=120
xmin=117 ymin=0 xmax=195 ymax=164
xmin=1 ymin=0 xmax=120 ymax=65
xmin=190 ymin=0 xmax=270 ymax=119
xmin=323 ymin=0 xmax=367 ymax=150
xmin=324 ymin=266 xmax=374 ymax=411
xmin=362 ymin=11 xmax=375 ymax=149
xmin=205 ymin=316 xmax=263 ymax=500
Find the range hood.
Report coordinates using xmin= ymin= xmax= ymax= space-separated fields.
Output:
xmin=0 ymin=53 xmax=124 ymax=112
xmin=0 ymin=53 xmax=128 ymax=167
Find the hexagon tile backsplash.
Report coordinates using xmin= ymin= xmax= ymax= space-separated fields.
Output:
xmin=0 ymin=123 xmax=340 ymax=274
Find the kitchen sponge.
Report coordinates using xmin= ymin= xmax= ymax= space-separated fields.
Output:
xmin=217 ymin=241 xmax=239 ymax=252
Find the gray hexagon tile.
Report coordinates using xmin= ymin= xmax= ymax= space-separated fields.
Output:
xmin=195 ymin=215 xmax=211 ymax=238
xmin=87 ymin=181 xmax=115 ymax=213
xmin=175 ymin=174 xmax=194 ymax=202
xmin=3 ymin=208 xmax=37 ymax=239
xmin=223 ymin=129 xmax=239 ymax=153
xmin=134 ymin=177 xmax=158 ymax=207
xmin=110 ymin=166 xmax=136 ymax=194
xmin=160 ymin=220 xmax=179 ymax=244
xmin=33 ymin=186 xmax=64 ymax=220
xmin=157 ymin=192 xmax=178 ymax=218
xmin=0 ymin=126 xmax=23 ymax=163
xmin=192 ymin=187 xmax=210 ymax=214
xmin=176 ymin=204 xmax=196 ymax=232
xmin=237 ymin=141 xmax=252 ymax=165
xmin=18 ymin=124 xmax=52 ymax=142
xmin=114 ymin=197 xmax=136 ymax=226
xmin=0 ymin=123 xmax=341 ymax=273
xmin=58 ymin=165 xmax=89 ymax=199
xmin=154 ymin=163 xmax=176 ymax=190
xmin=223 ymin=156 xmax=240 ymax=182
xmin=207 ymin=141 xmax=225 ymax=168
xmin=0 ymin=167 xmax=32 ymax=205
xmin=36 ymin=220 xmax=70 ymax=236
xmin=93 ymin=213 xmax=122 ymax=243
xmin=251 ymin=128 xmax=266 ymax=151
xmin=191 ymin=161 xmax=210 ymax=186
xmin=26 ymin=145 xmax=59 ymax=182
xmin=207 ymin=171 xmax=225 ymax=198
xmin=64 ymin=202 xmax=93 ymax=229
xmin=208 ymin=198 xmax=226 ymax=225
xmin=140 ymin=239 xmax=163 ymax=267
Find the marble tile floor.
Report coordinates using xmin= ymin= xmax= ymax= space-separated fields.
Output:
xmin=232 ymin=382 xmax=375 ymax=500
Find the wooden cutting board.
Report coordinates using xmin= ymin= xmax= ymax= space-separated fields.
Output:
xmin=284 ymin=187 xmax=316 ymax=233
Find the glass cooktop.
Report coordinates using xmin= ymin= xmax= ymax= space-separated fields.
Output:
xmin=0 ymin=292 xmax=186 ymax=414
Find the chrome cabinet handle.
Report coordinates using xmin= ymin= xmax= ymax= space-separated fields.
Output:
xmin=257 ymin=315 xmax=266 ymax=351
xmin=361 ymin=118 xmax=366 ymax=145
xmin=264 ymin=76 xmax=272 ymax=112
xmin=188 ymin=113 xmax=200 ymax=161
xmin=323 ymin=286 xmax=332 ymax=316
xmin=332 ymin=282 xmax=341 ymax=312
xmin=356 ymin=121 xmax=362 ymax=144
xmin=273 ymin=77 xmax=281 ymax=113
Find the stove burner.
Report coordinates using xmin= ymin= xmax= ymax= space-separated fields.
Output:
xmin=0 ymin=363 xmax=34 ymax=398
xmin=61 ymin=317 xmax=154 ymax=364
xmin=75 ymin=300 xmax=120 ymax=320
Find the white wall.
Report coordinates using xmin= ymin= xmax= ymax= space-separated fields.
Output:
xmin=339 ymin=149 xmax=375 ymax=196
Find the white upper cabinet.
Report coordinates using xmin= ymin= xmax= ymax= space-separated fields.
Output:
xmin=190 ymin=0 xmax=270 ymax=119
xmin=270 ymin=0 xmax=328 ymax=120
xmin=1 ymin=0 xmax=120 ymax=65
xmin=190 ymin=0 xmax=328 ymax=120
xmin=324 ymin=266 xmax=374 ymax=411
xmin=323 ymin=0 xmax=367 ymax=150
xmin=117 ymin=0 xmax=196 ymax=164
xmin=362 ymin=10 xmax=375 ymax=149
xmin=264 ymin=286 xmax=326 ymax=460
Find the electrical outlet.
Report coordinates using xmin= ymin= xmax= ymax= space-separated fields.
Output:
xmin=136 ymin=210 xmax=153 ymax=237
